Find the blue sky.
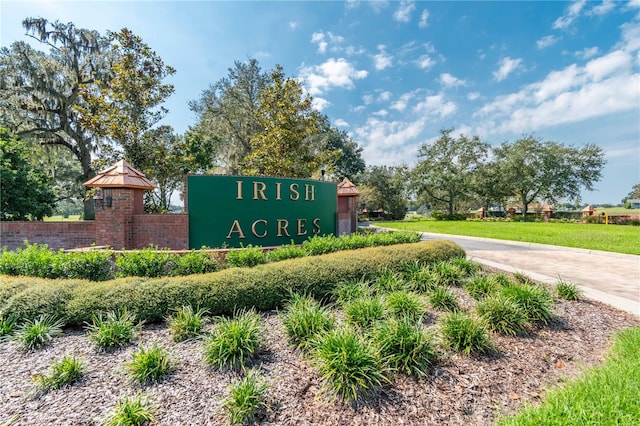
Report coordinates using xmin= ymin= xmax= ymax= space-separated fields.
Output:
xmin=2 ymin=0 xmax=639 ymax=204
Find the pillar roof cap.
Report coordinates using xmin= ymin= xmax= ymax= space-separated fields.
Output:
xmin=83 ymin=159 xmax=156 ymax=189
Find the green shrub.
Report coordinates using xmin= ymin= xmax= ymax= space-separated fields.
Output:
xmin=464 ymin=274 xmax=499 ymax=300
xmin=440 ymin=312 xmax=494 ymax=355
xmin=116 ymin=246 xmax=174 ymax=278
xmin=225 ymin=245 xmax=267 ymax=268
xmin=373 ymin=269 xmax=407 ymax=294
xmin=428 ymin=286 xmax=460 ymax=312
xmin=59 ymin=250 xmax=113 ymax=281
xmin=404 ymin=266 xmax=437 ymax=293
xmin=32 ymin=355 xmax=85 ymax=393
xmin=556 ymin=280 xmax=581 ymax=301
xmin=85 ymin=309 xmax=140 ymax=351
xmin=204 ymin=310 xmax=263 ymax=371
xmin=266 ymin=243 xmax=306 ymax=262
xmin=221 ymin=371 xmax=269 ymax=425
xmin=373 ymin=318 xmax=438 ymax=378
xmin=127 ymin=343 xmax=173 ymax=384
xmin=0 ymin=242 xmax=60 ymax=278
xmin=431 ymin=211 xmax=467 ymax=221
xmin=476 ymin=295 xmax=530 ymax=335
xmin=170 ymin=250 xmax=220 ymax=276
xmin=344 ymin=296 xmax=386 ymax=330
xmin=312 ymin=327 xmax=388 ymax=403
xmin=280 ymin=294 xmax=335 ymax=353
xmin=431 ymin=261 xmax=464 ymax=286
xmin=383 ymin=291 xmax=426 ymax=322
xmin=0 ymin=313 xmax=16 ymax=337
xmin=106 ymin=394 xmax=156 ymax=426
xmin=166 ymin=305 xmax=208 ymax=342
xmin=500 ymin=283 xmax=555 ymax=324
xmin=449 ymin=257 xmax=482 ymax=276
xmin=12 ymin=314 xmax=64 ymax=350
xmin=1 ymin=240 xmax=465 ymax=326
xmin=332 ymin=278 xmax=372 ymax=306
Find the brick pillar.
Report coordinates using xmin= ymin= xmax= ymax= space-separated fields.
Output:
xmin=337 ymin=178 xmax=359 ymax=235
xmin=94 ymin=188 xmax=144 ymax=249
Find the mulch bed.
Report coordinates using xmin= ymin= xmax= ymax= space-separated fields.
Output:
xmin=1 ymin=291 xmax=638 ymax=425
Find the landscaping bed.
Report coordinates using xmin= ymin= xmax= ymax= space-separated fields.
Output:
xmin=1 ymin=258 xmax=638 ymax=425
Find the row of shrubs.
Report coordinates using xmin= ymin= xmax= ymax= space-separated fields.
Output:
xmin=0 ymin=240 xmax=465 ymax=325
xmin=0 ymin=231 xmax=421 ymax=281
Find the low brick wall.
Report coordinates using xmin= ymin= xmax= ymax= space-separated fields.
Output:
xmin=131 ymin=214 xmax=188 ymax=250
xmin=0 ymin=221 xmax=97 ymax=251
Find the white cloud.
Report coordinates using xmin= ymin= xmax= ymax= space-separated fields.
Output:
xmin=439 ymin=72 xmax=467 ymax=88
xmin=289 ymin=21 xmax=298 ymax=30
xmin=362 ymin=94 xmax=374 ymax=105
xmin=536 ymin=35 xmax=559 ymax=50
xmin=310 ymin=31 xmax=345 ymax=54
xmin=587 ymin=0 xmax=616 ymax=16
xmin=475 ymin=49 xmax=639 ymax=135
xmin=419 ymin=9 xmax=430 ymax=28
xmin=334 ymin=119 xmax=349 ymax=127
xmin=416 ymin=54 xmax=435 ymax=69
xmin=575 ymin=46 xmax=600 ymax=59
xmin=378 ymin=91 xmax=392 ymax=102
xmin=467 ymin=92 xmax=480 ymax=101
xmin=414 ymin=93 xmax=457 ymax=117
xmin=390 ymin=92 xmax=416 ymax=112
xmin=300 ymin=58 xmax=368 ymax=95
xmin=617 ymin=21 xmax=640 ymax=53
xmin=373 ymin=109 xmax=389 ymax=117
xmin=354 ymin=117 xmax=426 ymax=166
xmin=312 ymin=97 xmax=331 ymax=111
xmin=553 ymin=0 xmax=587 ymax=30
xmin=373 ymin=46 xmax=393 ymax=70
xmin=393 ymin=0 xmax=415 ymax=23
xmin=493 ymin=57 xmax=523 ymax=81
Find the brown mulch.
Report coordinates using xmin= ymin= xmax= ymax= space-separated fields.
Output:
xmin=1 ymin=292 xmax=638 ymax=425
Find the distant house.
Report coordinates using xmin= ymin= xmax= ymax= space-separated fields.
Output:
xmin=628 ymin=199 xmax=640 ymax=209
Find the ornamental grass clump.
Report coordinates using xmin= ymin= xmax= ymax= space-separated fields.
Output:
xmin=476 ymin=295 xmax=530 ymax=336
xmin=383 ymin=291 xmax=427 ymax=322
xmin=280 ymin=294 xmax=335 ymax=353
xmin=403 ymin=265 xmax=437 ymax=293
xmin=32 ymin=355 xmax=85 ymax=394
xmin=13 ymin=314 xmax=64 ymax=350
xmin=343 ymin=296 xmax=386 ymax=331
xmin=204 ymin=310 xmax=263 ymax=371
xmin=0 ymin=313 xmax=16 ymax=337
xmin=85 ymin=309 xmax=140 ymax=351
xmin=373 ymin=269 xmax=407 ymax=294
xmin=373 ymin=317 xmax=438 ymax=378
xmin=167 ymin=305 xmax=208 ymax=342
xmin=440 ymin=312 xmax=494 ymax=355
xmin=332 ymin=278 xmax=372 ymax=306
xmin=312 ymin=327 xmax=388 ymax=403
xmin=106 ymin=394 xmax=156 ymax=426
xmin=556 ymin=280 xmax=581 ymax=301
xmin=222 ymin=371 xmax=270 ymax=425
xmin=448 ymin=257 xmax=482 ymax=276
xmin=427 ymin=286 xmax=460 ymax=312
xmin=464 ymin=274 xmax=499 ymax=301
xmin=500 ymin=283 xmax=555 ymax=324
xmin=127 ymin=343 xmax=174 ymax=385
xmin=431 ymin=261 xmax=464 ymax=287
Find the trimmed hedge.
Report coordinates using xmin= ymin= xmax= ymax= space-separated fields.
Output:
xmin=0 ymin=240 xmax=464 ymax=326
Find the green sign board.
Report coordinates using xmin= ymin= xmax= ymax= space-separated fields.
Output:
xmin=188 ymin=175 xmax=337 ymax=248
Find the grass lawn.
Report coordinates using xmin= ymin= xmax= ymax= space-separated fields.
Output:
xmin=376 ymin=220 xmax=640 ymax=255
xmin=43 ymin=215 xmax=82 ymax=221
xmin=498 ymin=326 xmax=640 ymax=425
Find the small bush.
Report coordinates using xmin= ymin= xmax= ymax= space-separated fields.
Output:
xmin=116 ymin=246 xmax=174 ymax=278
xmin=13 ymin=314 xmax=64 ymax=350
xmin=59 ymin=250 xmax=113 ymax=281
xmin=204 ymin=310 xmax=263 ymax=371
xmin=32 ymin=355 xmax=85 ymax=393
xmin=0 ymin=242 xmax=60 ymax=278
xmin=500 ymin=283 xmax=555 ymax=324
xmin=404 ymin=267 xmax=437 ymax=293
xmin=476 ymin=295 xmax=530 ymax=335
xmin=225 ymin=245 xmax=267 ymax=268
xmin=428 ymin=286 xmax=460 ymax=312
xmin=383 ymin=291 xmax=426 ymax=322
xmin=127 ymin=343 xmax=174 ymax=385
xmin=373 ymin=269 xmax=407 ymax=294
xmin=0 ymin=313 xmax=17 ymax=337
xmin=222 ymin=371 xmax=269 ymax=425
xmin=440 ymin=312 xmax=494 ymax=355
xmin=431 ymin=261 xmax=464 ymax=287
xmin=166 ymin=305 xmax=208 ymax=342
xmin=344 ymin=297 xmax=386 ymax=330
xmin=170 ymin=250 xmax=220 ymax=276
xmin=106 ymin=394 xmax=156 ymax=426
xmin=431 ymin=211 xmax=467 ymax=221
xmin=556 ymin=280 xmax=581 ymax=301
xmin=312 ymin=327 xmax=388 ymax=403
xmin=464 ymin=274 xmax=499 ymax=300
xmin=85 ymin=309 xmax=140 ymax=351
xmin=266 ymin=243 xmax=306 ymax=262
xmin=280 ymin=294 xmax=335 ymax=353
xmin=449 ymin=257 xmax=482 ymax=276
xmin=373 ymin=318 xmax=438 ymax=378
xmin=332 ymin=278 xmax=372 ymax=306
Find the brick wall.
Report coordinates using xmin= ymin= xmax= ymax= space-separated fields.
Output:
xmin=131 ymin=214 xmax=188 ymax=249
xmin=0 ymin=221 xmax=96 ymax=251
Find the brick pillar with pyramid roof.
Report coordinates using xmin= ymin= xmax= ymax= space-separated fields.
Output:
xmin=84 ymin=160 xmax=156 ymax=250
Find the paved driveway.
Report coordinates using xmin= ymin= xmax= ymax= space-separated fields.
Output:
xmin=414 ymin=232 xmax=640 ymax=316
